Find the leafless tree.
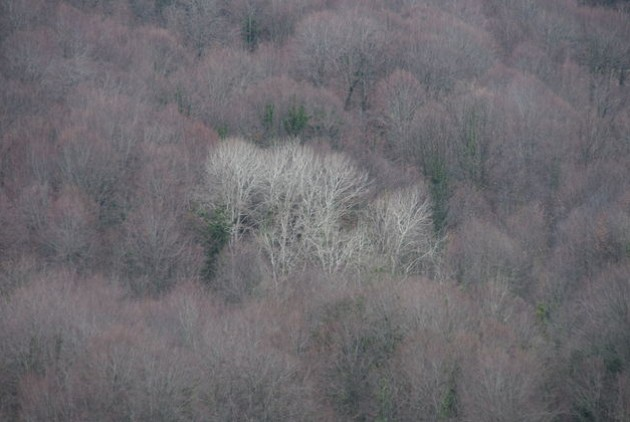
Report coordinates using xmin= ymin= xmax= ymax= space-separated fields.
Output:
xmin=292 ymin=8 xmax=388 ymax=110
xmin=365 ymin=183 xmax=438 ymax=276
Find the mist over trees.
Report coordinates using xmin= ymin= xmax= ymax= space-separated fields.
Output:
xmin=1 ymin=0 xmax=629 ymax=420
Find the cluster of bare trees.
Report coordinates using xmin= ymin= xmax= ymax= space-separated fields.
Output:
xmin=203 ymin=138 xmax=437 ymax=285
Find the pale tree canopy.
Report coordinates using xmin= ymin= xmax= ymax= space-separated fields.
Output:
xmin=203 ymin=137 xmax=438 ymax=286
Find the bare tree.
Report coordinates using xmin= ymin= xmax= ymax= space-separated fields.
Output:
xmin=292 ymin=9 xmax=388 ymax=110
xmin=460 ymin=343 xmax=552 ymax=422
xmin=366 ymin=184 xmax=438 ymax=276
xmin=42 ymin=187 xmax=98 ymax=269
xmin=203 ymin=138 xmax=267 ymax=243
xmin=373 ymin=69 xmax=424 ymax=157
xmin=164 ymin=0 xmax=234 ymax=56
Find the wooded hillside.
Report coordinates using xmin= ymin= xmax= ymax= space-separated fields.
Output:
xmin=1 ymin=0 xmax=629 ymax=420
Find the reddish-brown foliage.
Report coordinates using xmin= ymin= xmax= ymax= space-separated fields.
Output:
xmin=1 ymin=0 xmax=629 ymax=419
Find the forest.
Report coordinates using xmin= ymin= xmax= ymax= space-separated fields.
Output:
xmin=0 ymin=0 xmax=629 ymax=420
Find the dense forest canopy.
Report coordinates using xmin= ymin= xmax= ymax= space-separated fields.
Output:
xmin=1 ymin=0 xmax=629 ymax=420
